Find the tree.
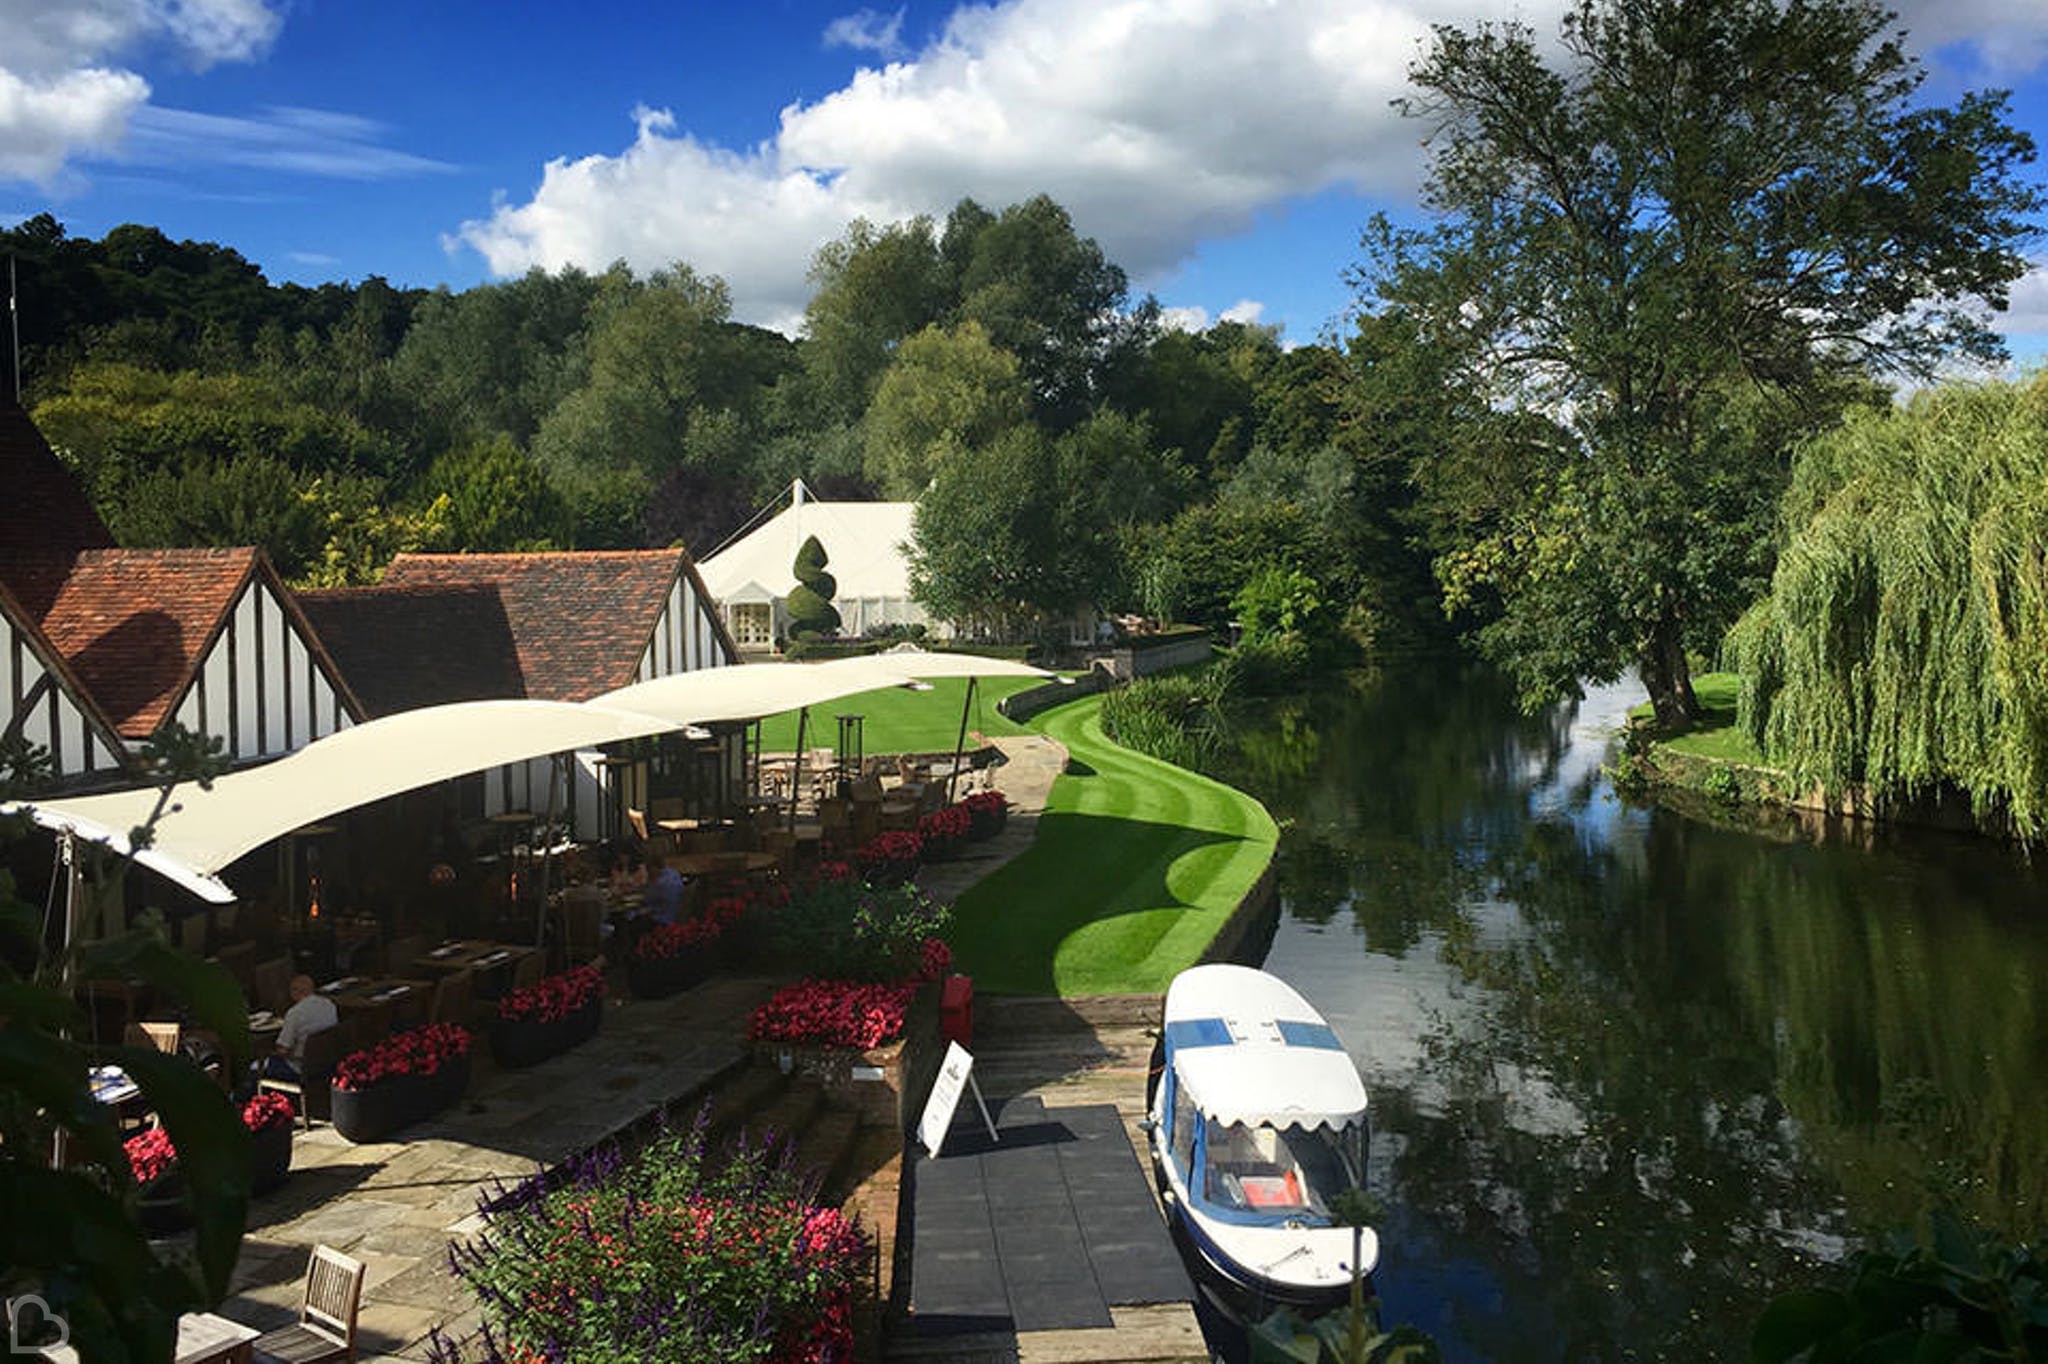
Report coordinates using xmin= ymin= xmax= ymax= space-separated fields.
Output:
xmin=1730 ymin=378 xmax=2048 ymax=835
xmin=861 ymin=321 xmax=1029 ymax=496
xmin=418 ymin=435 xmax=567 ymax=552
xmin=1360 ymin=0 xmax=2041 ymax=725
xmin=909 ymin=425 xmax=1065 ymax=633
xmin=800 ymin=217 xmax=949 ymax=424
xmin=786 ymin=534 xmax=843 ymax=640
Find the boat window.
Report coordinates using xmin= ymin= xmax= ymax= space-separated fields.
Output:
xmin=1200 ymin=1118 xmax=1365 ymax=1220
xmin=1171 ymin=1073 xmax=1198 ymax=1178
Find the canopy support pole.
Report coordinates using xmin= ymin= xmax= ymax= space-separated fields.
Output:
xmin=787 ymin=707 xmax=811 ymax=833
xmin=533 ymin=753 xmax=562 ymax=955
xmin=947 ymin=677 xmax=978 ymax=803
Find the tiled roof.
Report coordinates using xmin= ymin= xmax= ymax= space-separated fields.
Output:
xmin=376 ymin=551 xmax=715 ymax=702
xmin=0 ymin=402 xmax=115 ymax=560
xmin=0 ymin=547 xmax=257 ymax=738
xmin=0 ymin=574 xmax=129 ymax=760
xmin=297 ymin=583 xmax=525 ymax=718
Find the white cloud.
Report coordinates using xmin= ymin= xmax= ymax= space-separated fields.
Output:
xmin=455 ymin=0 xmax=2048 ymax=333
xmin=120 ymin=105 xmax=455 ymax=180
xmin=1889 ymin=0 xmax=2048 ymax=80
xmin=1157 ymin=305 xmax=1211 ymax=333
xmin=0 ymin=0 xmax=287 ymax=186
xmin=458 ymin=0 xmax=1539 ymax=329
xmin=1220 ymin=299 xmax=1266 ymax=325
xmin=824 ymin=7 xmax=908 ymax=57
xmin=1993 ymin=260 xmax=2048 ymax=337
xmin=288 ymin=250 xmax=340 ymax=266
xmin=0 ymin=66 xmax=149 ymax=183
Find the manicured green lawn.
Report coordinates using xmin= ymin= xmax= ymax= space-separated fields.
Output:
xmin=753 ymin=676 xmax=1040 ymax=754
xmin=1631 ymin=671 xmax=1765 ymax=763
xmin=947 ymin=694 xmax=1279 ymax=997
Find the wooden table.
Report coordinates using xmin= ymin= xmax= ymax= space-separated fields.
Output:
xmin=411 ymin=940 xmax=531 ymax=973
xmin=664 ymin=850 xmax=779 ymax=879
xmin=39 ymin=1310 xmax=258 ymax=1363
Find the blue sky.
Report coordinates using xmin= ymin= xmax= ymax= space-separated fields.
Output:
xmin=5 ymin=0 xmax=2047 ymax=359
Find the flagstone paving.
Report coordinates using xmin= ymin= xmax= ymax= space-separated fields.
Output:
xmin=223 ymin=974 xmax=780 ymax=1362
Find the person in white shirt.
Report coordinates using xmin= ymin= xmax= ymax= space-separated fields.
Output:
xmin=262 ymin=975 xmax=338 ymax=1083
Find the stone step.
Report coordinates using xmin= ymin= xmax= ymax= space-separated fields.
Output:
xmin=733 ymin=1072 xmax=826 ymax=1156
xmin=699 ymin=1060 xmax=790 ymax=1144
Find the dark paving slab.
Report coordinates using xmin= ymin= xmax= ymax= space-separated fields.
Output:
xmin=910 ymin=1100 xmax=1187 ymax=1336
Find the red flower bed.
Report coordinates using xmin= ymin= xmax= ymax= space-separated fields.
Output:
xmin=125 ymin=1126 xmax=177 ymax=1186
xmin=634 ymin=914 xmax=723 ymax=962
xmin=917 ymin=803 xmax=971 ymax=845
xmin=963 ymin=790 xmax=1008 ymax=838
xmin=748 ymin=979 xmax=919 ymax=1050
xmin=918 ymin=937 xmax=952 ymax=982
xmin=497 ymin=963 xmax=606 ymax=1024
xmin=853 ymin=829 xmax=922 ymax=883
xmin=242 ymin=1090 xmax=297 ymax=1134
xmin=331 ymin=1023 xmax=472 ymax=1092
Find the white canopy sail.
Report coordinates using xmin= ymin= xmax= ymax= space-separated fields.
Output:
xmin=7 ymin=699 xmax=684 ymax=902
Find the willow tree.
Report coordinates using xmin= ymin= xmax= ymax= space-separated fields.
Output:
xmin=1731 ymin=379 xmax=2048 ymax=834
xmin=1361 ymin=0 xmax=2041 ymax=726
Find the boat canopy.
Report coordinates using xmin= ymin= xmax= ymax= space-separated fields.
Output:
xmin=1164 ymin=964 xmax=1368 ymax=1132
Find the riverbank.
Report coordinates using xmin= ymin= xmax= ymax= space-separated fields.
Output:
xmin=946 ymin=693 xmax=1279 ymax=996
xmin=1630 ymin=671 xmax=1998 ymax=836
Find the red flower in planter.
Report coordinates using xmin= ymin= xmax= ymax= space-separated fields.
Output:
xmin=633 ymin=914 xmax=723 ymax=962
xmin=854 ymin=830 xmax=922 ymax=882
xmin=498 ymin=964 xmax=606 ymax=1024
xmin=331 ymin=1023 xmax=473 ymax=1092
xmin=242 ymin=1090 xmax=297 ymax=1134
xmin=918 ymin=937 xmax=952 ymax=982
xmin=963 ymin=790 xmax=1008 ymax=838
xmin=917 ymin=804 xmax=971 ymax=845
xmin=747 ymin=979 xmax=918 ymax=1049
xmin=125 ymin=1126 xmax=177 ymax=1186
xmin=813 ymin=860 xmax=857 ymax=886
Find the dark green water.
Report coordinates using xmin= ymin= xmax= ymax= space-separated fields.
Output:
xmin=1200 ymin=664 xmax=2048 ymax=1361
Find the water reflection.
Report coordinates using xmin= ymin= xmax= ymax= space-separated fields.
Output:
xmin=1205 ymin=664 xmax=2048 ymax=1361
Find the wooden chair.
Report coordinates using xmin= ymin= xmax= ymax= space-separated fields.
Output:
xmin=257 ymin=1020 xmax=353 ymax=1129
xmin=124 ymin=1021 xmax=182 ymax=1054
xmin=625 ymin=806 xmax=651 ymax=844
xmin=250 ymin=1244 xmax=363 ymax=1364
xmin=250 ymin=956 xmax=293 ymax=1015
xmin=559 ymin=891 xmax=606 ymax=966
xmin=429 ymin=969 xmax=474 ymax=1029
xmin=509 ymin=951 xmax=543 ymax=994
xmin=381 ymin=934 xmax=426 ymax=977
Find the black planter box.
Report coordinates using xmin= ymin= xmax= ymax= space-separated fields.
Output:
xmin=330 ymin=1052 xmax=471 ymax=1144
xmin=626 ymin=949 xmax=715 ymax=1000
xmin=249 ymin=1120 xmax=294 ymax=1195
xmin=489 ymin=996 xmax=603 ymax=1068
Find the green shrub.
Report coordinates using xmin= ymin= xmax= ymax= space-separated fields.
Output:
xmin=1100 ymin=670 xmax=1227 ymax=767
xmin=768 ymin=877 xmax=950 ymax=983
xmin=787 ymin=534 xmax=842 ymax=638
xmin=1700 ymin=763 xmax=1742 ymax=806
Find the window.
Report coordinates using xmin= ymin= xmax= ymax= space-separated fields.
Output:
xmin=1171 ymin=1073 xmax=1199 ymax=1181
xmin=731 ymin=602 xmax=772 ymax=648
xmin=1201 ymin=1119 xmax=1365 ymax=1220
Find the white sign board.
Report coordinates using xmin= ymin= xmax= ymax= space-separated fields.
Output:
xmin=918 ymin=1040 xmax=996 ymax=1157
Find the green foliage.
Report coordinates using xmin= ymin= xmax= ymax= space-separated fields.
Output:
xmin=1699 ymin=763 xmax=1742 ymax=807
xmin=1235 ymin=565 xmax=1331 ymax=646
xmin=1363 ymin=0 xmax=2042 ymax=726
xmin=1099 ymin=670 xmax=1225 ymax=769
xmin=787 ymin=534 xmax=843 ymax=639
xmin=1733 ymin=378 xmax=2048 ymax=835
xmin=2 ymin=724 xmax=255 ymax=1362
xmin=767 ymin=880 xmax=950 ymax=983
xmin=1749 ymin=1210 xmax=2046 ymax=1363
xmin=862 ymin=320 xmax=1030 ymax=496
xmin=447 ymin=1118 xmax=866 ymax=1364
xmin=417 ymin=434 xmax=566 ymax=552
xmin=1127 ymin=500 xmax=1327 ymax=632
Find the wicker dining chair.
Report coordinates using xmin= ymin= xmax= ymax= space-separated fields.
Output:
xmin=251 ymin=1244 xmax=363 ymax=1364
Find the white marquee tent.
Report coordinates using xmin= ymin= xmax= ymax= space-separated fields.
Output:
xmin=697 ymin=482 xmax=925 ymax=647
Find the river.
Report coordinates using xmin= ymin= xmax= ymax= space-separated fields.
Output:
xmin=1199 ymin=663 xmax=2048 ymax=1361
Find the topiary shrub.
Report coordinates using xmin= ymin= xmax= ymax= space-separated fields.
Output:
xmin=787 ymin=534 xmax=842 ymax=639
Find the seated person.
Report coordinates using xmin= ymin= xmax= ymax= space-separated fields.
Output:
xmin=606 ymin=841 xmax=649 ymax=899
xmin=641 ymin=853 xmax=687 ymax=926
xmin=254 ymin=974 xmax=338 ymax=1085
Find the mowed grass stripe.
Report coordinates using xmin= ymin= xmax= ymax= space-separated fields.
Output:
xmin=948 ymin=694 xmax=1279 ymax=996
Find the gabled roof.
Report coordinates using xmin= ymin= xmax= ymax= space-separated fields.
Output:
xmin=373 ymin=551 xmax=736 ymax=703
xmin=2 ymin=547 xmax=260 ymax=739
xmin=0 ymin=403 xmax=115 ymax=561
xmin=0 ymin=547 xmax=366 ymax=741
xmin=0 ymin=574 xmax=130 ymax=765
xmin=699 ymin=492 xmax=916 ymax=604
xmin=297 ymin=583 xmax=525 ymax=718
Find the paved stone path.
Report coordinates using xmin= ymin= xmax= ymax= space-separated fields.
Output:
xmin=222 ymin=974 xmax=779 ymax=1362
xmin=914 ymin=734 xmax=1068 ymax=906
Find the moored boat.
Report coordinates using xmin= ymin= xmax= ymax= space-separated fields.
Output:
xmin=1147 ymin=963 xmax=1375 ymax=1314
